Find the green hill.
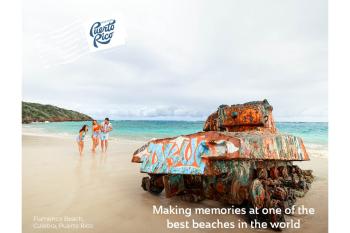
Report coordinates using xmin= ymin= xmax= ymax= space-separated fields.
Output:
xmin=22 ymin=102 xmax=93 ymax=123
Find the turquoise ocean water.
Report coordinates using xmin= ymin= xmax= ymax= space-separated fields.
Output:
xmin=23 ymin=120 xmax=328 ymax=146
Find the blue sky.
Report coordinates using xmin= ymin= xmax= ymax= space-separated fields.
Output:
xmin=23 ymin=0 xmax=328 ymax=121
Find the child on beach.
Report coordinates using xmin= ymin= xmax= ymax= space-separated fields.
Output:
xmin=91 ymin=120 xmax=100 ymax=152
xmin=76 ymin=125 xmax=88 ymax=155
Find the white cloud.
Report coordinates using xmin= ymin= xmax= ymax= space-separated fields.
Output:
xmin=23 ymin=0 xmax=328 ymax=121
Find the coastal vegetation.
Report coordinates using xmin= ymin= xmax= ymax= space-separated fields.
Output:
xmin=22 ymin=102 xmax=93 ymax=123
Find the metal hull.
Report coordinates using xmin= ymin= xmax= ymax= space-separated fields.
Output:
xmin=132 ymin=131 xmax=309 ymax=176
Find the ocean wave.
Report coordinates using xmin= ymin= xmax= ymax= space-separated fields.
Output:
xmin=304 ymin=143 xmax=328 ymax=158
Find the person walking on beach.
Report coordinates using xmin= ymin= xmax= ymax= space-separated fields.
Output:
xmin=91 ymin=120 xmax=101 ymax=152
xmin=76 ymin=125 xmax=88 ymax=155
xmin=100 ymin=118 xmax=113 ymax=152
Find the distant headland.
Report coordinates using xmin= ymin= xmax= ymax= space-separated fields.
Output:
xmin=22 ymin=102 xmax=93 ymax=124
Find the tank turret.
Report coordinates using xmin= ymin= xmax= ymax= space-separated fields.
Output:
xmin=204 ymin=99 xmax=276 ymax=132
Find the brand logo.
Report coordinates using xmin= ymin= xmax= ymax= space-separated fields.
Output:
xmin=89 ymin=19 xmax=116 ymax=48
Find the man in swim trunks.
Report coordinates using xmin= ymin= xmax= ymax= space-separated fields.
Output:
xmin=100 ymin=117 xmax=113 ymax=152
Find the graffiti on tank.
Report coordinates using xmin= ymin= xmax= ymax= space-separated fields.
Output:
xmin=133 ymin=132 xmax=309 ymax=175
xmin=137 ymin=133 xmax=241 ymax=174
xmin=140 ymin=135 xmax=209 ymax=174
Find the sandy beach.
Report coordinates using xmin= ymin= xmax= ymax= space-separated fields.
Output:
xmin=23 ymin=132 xmax=328 ymax=233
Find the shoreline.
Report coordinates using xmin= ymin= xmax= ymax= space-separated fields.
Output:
xmin=22 ymin=126 xmax=329 ymax=159
xmin=22 ymin=127 xmax=148 ymax=144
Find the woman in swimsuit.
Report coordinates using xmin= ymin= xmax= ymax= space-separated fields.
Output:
xmin=91 ymin=120 xmax=100 ymax=152
xmin=76 ymin=125 xmax=88 ymax=155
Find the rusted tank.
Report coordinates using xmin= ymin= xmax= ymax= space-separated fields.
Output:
xmin=132 ymin=100 xmax=313 ymax=229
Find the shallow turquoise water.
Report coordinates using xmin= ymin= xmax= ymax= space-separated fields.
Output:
xmin=23 ymin=120 xmax=328 ymax=146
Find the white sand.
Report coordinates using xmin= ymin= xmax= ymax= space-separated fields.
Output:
xmin=23 ymin=132 xmax=328 ymax=233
